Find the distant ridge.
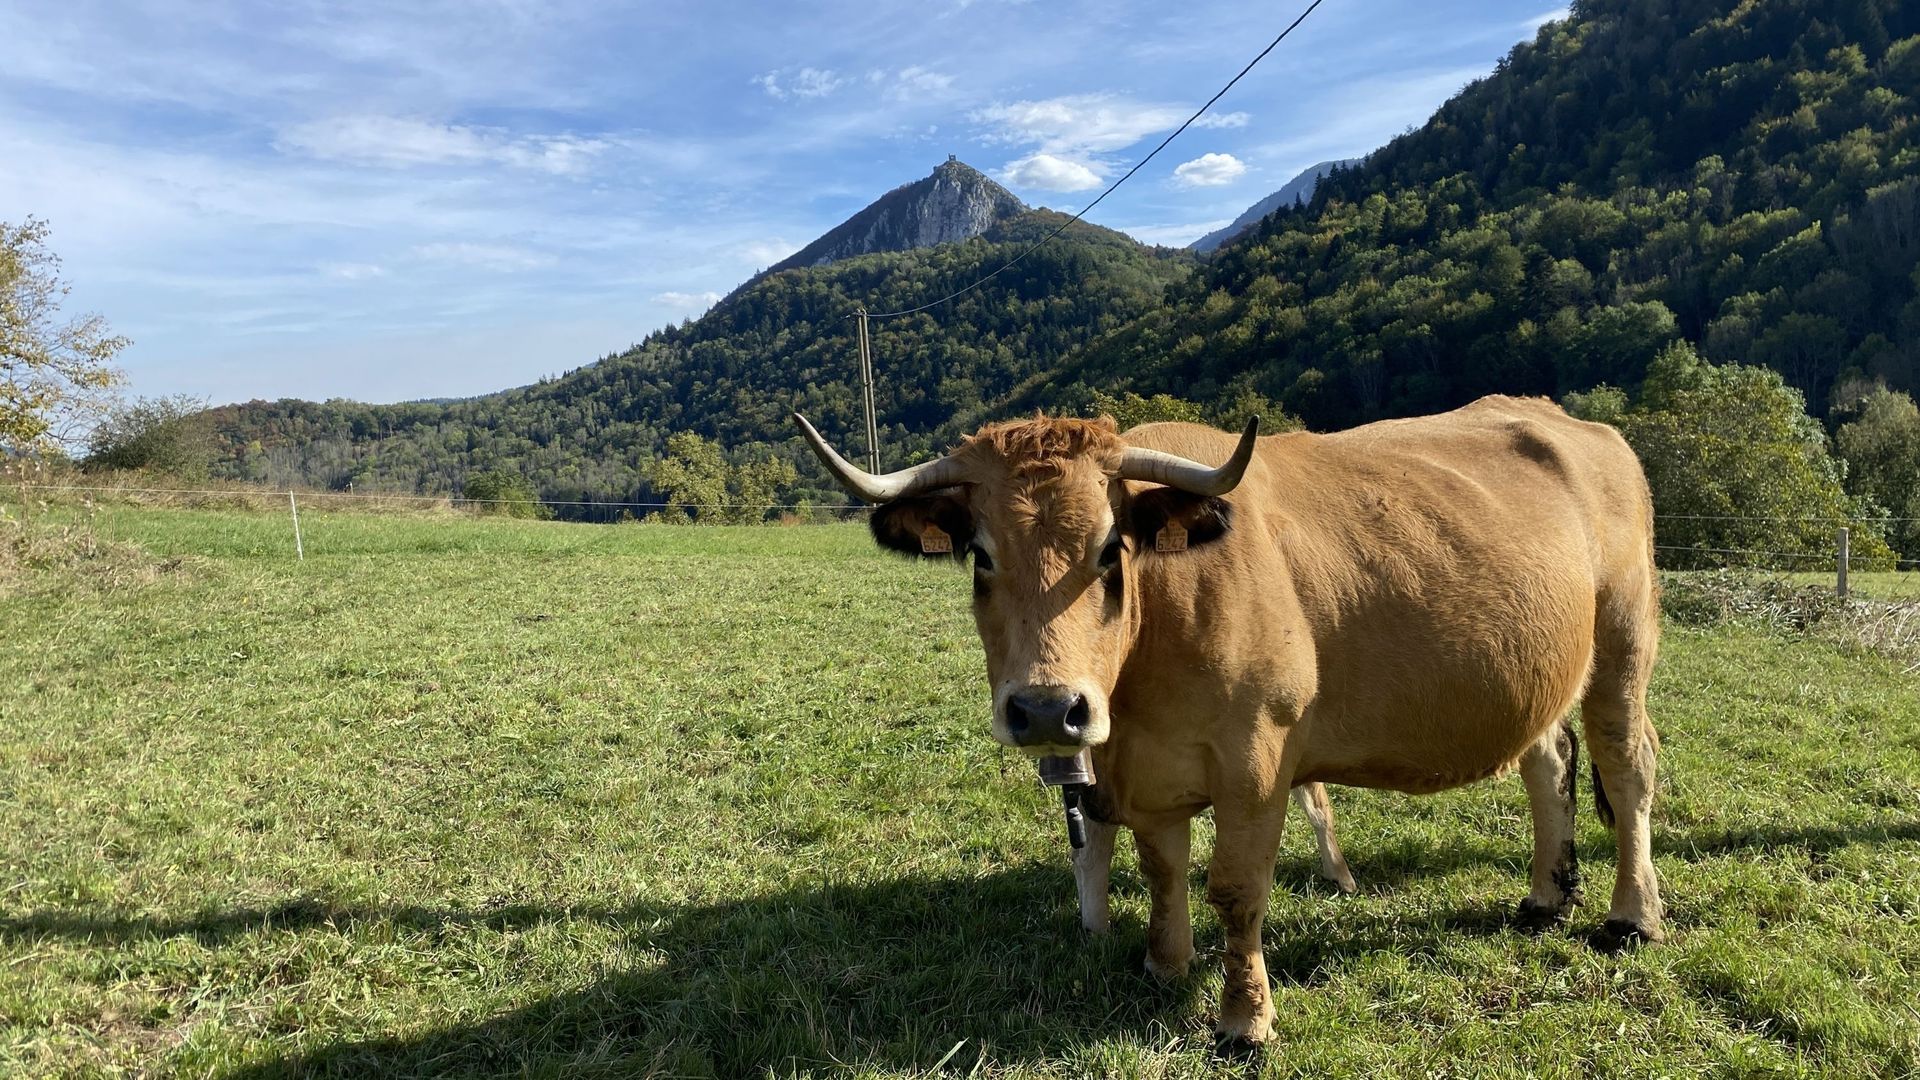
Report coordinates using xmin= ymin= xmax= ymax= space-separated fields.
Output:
xmin=1188 ymin=158 xmax=1360 ymax=253
xmin=765 ymin=157 xmax=1027 ymax=274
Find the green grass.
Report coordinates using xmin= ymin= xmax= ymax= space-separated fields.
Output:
xmin=1783 ymin=571 xmax=1920 ymax=600
xmin=3 ymin=506 xmax=1918 ymax=1077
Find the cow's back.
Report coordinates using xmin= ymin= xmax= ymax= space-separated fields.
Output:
xmin=1126 ymin=396 xmax=1654 ymax=794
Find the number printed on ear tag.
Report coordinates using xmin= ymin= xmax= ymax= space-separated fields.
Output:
xmin=920 ymin=523 xmax=953 ymax=554
xmin=1155 ymin=522 xmax=1188 ymax=553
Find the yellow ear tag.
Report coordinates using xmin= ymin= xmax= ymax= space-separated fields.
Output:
xmin=920 ymin=523 xmax=953 ymax=554
xmin=1155 ymin=522 xmax=1188 ymax=553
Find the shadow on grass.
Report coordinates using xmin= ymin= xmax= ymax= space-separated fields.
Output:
xmin=4 ymin=815 xmax=1915 ymax=1076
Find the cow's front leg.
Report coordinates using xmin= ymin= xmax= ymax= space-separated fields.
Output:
xmin=1132 ymin=819 xmax=1194 ymax=978
xmin=1208 ymin=799 xmax=1287 ymax=1046
xmin=1073 ymin=816 xmax=1118 ymax=933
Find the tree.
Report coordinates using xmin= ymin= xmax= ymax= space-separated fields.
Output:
xmin=83 ymin=395 xmax=214 ymax=478
xmin=648 ymin=432 xmax=797 ymax=525
xmin=1087 ymin=390 xmax=1204 ymax=430
xmin=1564 ymin=342 xmax=1895 ymax=569
xmin=462 ymin=470 xmax=551 ymax=519
xmin=1834 ymin=388 xmax=1920 ymax=563
xmin=1 ymin=219 xmax=128 ymax=452
xmin=1089 ymin=388 xmax=1304 ymax=434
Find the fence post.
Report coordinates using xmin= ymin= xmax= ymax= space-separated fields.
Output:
xmin=1836 ymin=526 xmax=1849 ymax=600
xmin=289 ymin=491 xmax=305 ymax=562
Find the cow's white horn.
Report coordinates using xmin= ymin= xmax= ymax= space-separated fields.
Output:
xmin=792 ymin=412 xmax=970 ymax=504
xmin=1118 ymin=416 xmax=1260 ymax=496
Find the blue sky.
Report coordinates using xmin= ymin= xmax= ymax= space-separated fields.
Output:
xmin=1 ymin=0 xmax=1566 ymax=406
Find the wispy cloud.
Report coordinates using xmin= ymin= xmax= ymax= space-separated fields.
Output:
xmin=736 ymin=238 xmax=799 ymax=268
xmin=321 ymin=262 xmax=388 ymax=280
xmin=1193 ymin=111 xmax=1251 ymax=129
xmin=974 ymin=93 xmax=1190 ymax=193
xmin=1117 ymin=219 xmax=1234 ymax=247
xmin=410 ymin=242 xmax=556 ymax=271
xmin=870 ymin=65 xmax=956 ymax=102
xmin=1520 ymin=6 xmax=1569 ymax=32
xmin=277 ymin=117 xmax=609 ymax=175
xmin=653 ymin=290 xmax=723 ymax=316
xmin=1172 ymin=152 xmax=1246 ymax=187
xmin=974 ymin=93 xmax=1187 ymax=154
xmin=755 ymin=67 xmax=845 ymax=100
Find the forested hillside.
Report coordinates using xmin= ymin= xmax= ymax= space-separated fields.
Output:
xmin=206 ymin=212 xmax=1189 ymax=506
xmin=1032 ymin=0 xmax=1920 ymax=429
xmin=206 ymin=0 xmax=1920 ymax=531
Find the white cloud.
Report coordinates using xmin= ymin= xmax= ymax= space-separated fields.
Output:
xmin=322 ymin=262 xmax=388 ymax=280
xmin=411 ymin=242 xmax=555 ymax=271
xmin=973 ymin=93 xmax=1187 ymax=154
xmin=1252 ymin=66 xmax=1490 ymax=165
xmin=1118 ymin=220 xmax=1236 ymax=247
xmin=998 ymin=153 xmax=1103 ymax=192
xmin=653 ymin=290 xmax=723 ymax=315
xmin=1193 ymin=111 xmax=1251 ymax=129
xmin=1520 ymin=7 xmax=1569 ymax=32
xmin=737 ymin=238 xmax=799 ymax=268
xmin=1172 ymin=152 xmax=1247 ymax=187
xmin=277 ymin=116 xmax=607 ymax=175
xmin=874 ymin=66 xmax=956 ymax=102
xmin=793 ymin=68 xmax=843 ymax=97
xmin=756 ymin=67 xmax=844 ymax=100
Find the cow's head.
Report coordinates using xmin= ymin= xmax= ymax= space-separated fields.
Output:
xmin=795 ymin=412 xmax=1257 ymax=754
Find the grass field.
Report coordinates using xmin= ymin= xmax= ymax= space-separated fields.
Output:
xmin=4 ymin=506 xmax=1919 ymax=1077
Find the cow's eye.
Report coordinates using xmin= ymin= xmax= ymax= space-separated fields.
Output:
xmin=969 ymin=544 xmax=994 ymax=572
xmin=1098 ymin=539 xmax=1124 ymax=570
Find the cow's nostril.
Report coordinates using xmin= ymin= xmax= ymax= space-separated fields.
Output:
xmin=1062 ymin=696 xmax=1090 ymax=736
xmin=1005 ymin=698 xmax=1032 ymax=738
xmin=1005 ymin=687 xmax=1088 ymax=746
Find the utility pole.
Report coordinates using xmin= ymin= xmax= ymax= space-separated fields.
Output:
xmin=855 ymin=308 xmax=880 ymax=474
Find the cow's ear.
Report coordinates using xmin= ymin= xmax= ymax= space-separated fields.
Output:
xmin=869 ymin=491 xmax=973 ymax=560
xmin=1127 ymin=489 xmax=1233 ymax=552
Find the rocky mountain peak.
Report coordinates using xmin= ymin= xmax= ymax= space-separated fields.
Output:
xmin=766 ymin=157 xmax=1027 ymax=274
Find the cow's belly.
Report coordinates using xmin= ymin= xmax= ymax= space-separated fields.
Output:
xmin=1292 ymin=596 xmax=1595 ymax=795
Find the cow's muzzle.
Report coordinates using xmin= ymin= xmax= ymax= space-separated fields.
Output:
xmin=1004 ymin=686 xmax=1091 ymax=749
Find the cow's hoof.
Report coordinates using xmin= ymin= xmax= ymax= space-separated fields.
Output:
xmin=1590 ymin=917 xmax=1664 ymax=953
xmin=1213 ymin=1005 xmax=1275 ymax=1053
xmin=1143 ymin=950 xmax=1191 ymax=982
xmin=1515 ymin=896 xmax=1575 ymax=932
xmin=1211 ymin=1031 xmax=1268 ymax=1060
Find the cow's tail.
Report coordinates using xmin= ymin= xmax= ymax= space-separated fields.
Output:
xmin=1591 ymin=761 xmax=1614 ymax=828
xmin=1590 ymin=728 xmax=1658 ymax=829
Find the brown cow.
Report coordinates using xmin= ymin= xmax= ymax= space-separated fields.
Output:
xmin=796 ymin=395 xmax=1664 ymax=1046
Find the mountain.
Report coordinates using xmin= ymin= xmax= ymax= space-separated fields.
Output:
xmin=764 ymin=157 xmax=1026 ymax=274
xmin=206 ymin=0 xmax=1920 ymax=516
xmin=1024 ymin=0 xmax=1920 ymax=431
xmin=205 ymin=207 xmax=1190 ymax=509
xmin=1188 ymin=158 xmax=1359 ymax=253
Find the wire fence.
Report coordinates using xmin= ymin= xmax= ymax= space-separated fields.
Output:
xmin=11 ymin=482 xmax=872 ymax=514
xmin=9 ymin=481 xmax=1919 ymax=591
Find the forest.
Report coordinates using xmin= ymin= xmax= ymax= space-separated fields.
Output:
xmin=196 ymin=0 xmax=1920 ymax=560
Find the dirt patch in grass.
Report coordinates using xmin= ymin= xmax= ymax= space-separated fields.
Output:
xmin=0 ymin=505 xmax=191 ymax=596
xmin=1663 ymin=569 xmax=1920 ymax=672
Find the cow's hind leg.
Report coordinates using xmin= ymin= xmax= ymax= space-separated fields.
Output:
xmin=1073 ymin=817 xmax=1118 ymax=933
xmin=1515 ymin=717 xmax=1582 ymax=928
xmin=1207 ymin=798 xmax=1288 ymax=1046
xmin=1290 ymin=783 xmax=1356 ymax=894
xmin=1580 ymin=583 xmax=1665 ymax=949
xmin=1133 ymin=819 xmax=1194 ymax=979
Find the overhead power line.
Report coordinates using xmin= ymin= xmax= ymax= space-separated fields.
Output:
xmin=860 ymin=0 xmax=1331 ymax=321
